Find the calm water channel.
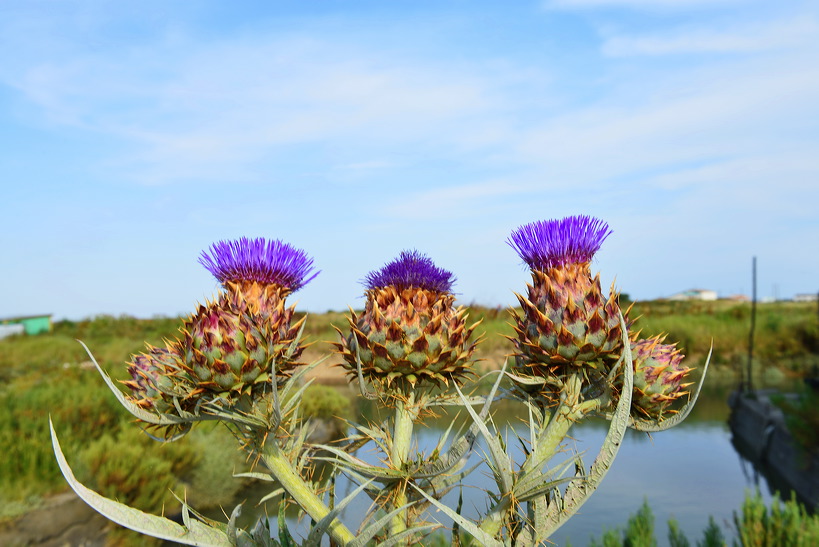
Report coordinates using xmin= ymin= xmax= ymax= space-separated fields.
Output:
xmin=232 ymin=382 xmax=789 ymax=546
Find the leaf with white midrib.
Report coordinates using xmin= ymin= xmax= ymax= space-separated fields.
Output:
xmin=376 ymin=524 xmax=439 ymax=547
xmin=627 ymin=343 xmax=713 ymax=432
xmin=455 ymin=382 xmax=514 ymax=495
xmin=416 ymin=360 xmax=508 ymax=478
xmin=50 ymin=418 xmax=230 ymax=546
xmin=348 ymin=502 xmax=416 ymax=547
xmin=409 ymin=482 xmax=503 ymax=547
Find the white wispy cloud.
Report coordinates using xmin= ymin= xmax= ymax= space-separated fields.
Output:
xmin=603 ymin=17 xmax=819 ymax=56
xmin=513 ymin=44 xmax=819 ymax=187
xmin=3 ymin=29 xmax=516 ymax=185
xmin=546 ymin=0 xmax=747 ymax=9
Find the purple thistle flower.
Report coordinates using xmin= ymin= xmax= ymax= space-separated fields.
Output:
xmin=199 ymin=237 xmax=319 ymax=292
xmin=364 ymin=250 xmax=455 ymax=293
xmin=508 ymin=215 xmax=612 ymax=271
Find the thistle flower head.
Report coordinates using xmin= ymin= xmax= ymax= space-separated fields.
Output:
xmin=363 ymin=250 xmax=455 ymax=293
xmin=199 ymin=237 xmax=319 ymax=292
xmin=335 ymin=251 xmax=477 ymax=393
xmin=508 ymin=215 xmax=612 ymax=272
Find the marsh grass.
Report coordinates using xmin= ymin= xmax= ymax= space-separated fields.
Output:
xmin=0 ymin=367 xmax=125 ymax=512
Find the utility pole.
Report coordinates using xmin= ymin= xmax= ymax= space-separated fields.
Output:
xmin=746 ymin=257 xmax=757 ymax=393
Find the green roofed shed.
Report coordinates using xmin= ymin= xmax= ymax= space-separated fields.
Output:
xmin=0 ymin=314 xmax=53 ymax=336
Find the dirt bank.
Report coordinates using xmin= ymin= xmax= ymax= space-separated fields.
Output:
xmin=0 ymin=491 xmax=108 ymax=547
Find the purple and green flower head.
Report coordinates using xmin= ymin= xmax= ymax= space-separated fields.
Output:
xmin=199 ymin=237 xmax=319 ymax=292
xmin=508 ymin=215 xmax=612 ymax=272
xmin=337 ymin=249 xmax=476 ymax=392
xmin=364 ymin=250 xmax=455 ymax=293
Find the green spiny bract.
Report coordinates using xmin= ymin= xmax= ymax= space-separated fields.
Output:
xmin=511 ymin=262 xmax=626 ymax=374
xmin=172 ymin=280 xmax=307 ymax=398
xmin=123 ymin=282 xmax=307 ymax=413
xmin=631 ymin=335 xmax=693 ymax=420
xmin=335 ymin=251 xmax=480 ymax=394
xmin=336 ymin=285 xmax=480 ymax=391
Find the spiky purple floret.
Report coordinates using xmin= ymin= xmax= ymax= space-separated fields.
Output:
xmin=507 ymin=215 xmax=612 ymax=271
xmin=199 ymin=237 xmax=319 ymax=291
xmin=364 ymin=250 xmax=455 ymax=293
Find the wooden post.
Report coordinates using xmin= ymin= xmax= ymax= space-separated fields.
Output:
xmin=746 ymin=257 xmax=757 ymax=393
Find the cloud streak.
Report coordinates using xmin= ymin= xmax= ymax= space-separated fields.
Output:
xmin=602 ymin=16 xmax=819 ymax=56
xmin=5 ymin=31 xmax=514 ymax=185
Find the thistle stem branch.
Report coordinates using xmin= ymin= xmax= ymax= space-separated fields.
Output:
xmin=389 ymin=391 xmax=418 ymax=540
xmin=261 ymin=442 xmax=355 ymax=546
xmin=480 ymin=372 xmax=604 ymax=539
xmin=522 ymin=372 xmax=583 ymax=475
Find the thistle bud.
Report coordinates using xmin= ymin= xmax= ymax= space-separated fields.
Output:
xmin=123 ymin=345 xmax=174 ymax=410
xmin=631 ymin=336 xmax=693 ymax=420
xmin=336 ymin=250 xmax=480 ymax=392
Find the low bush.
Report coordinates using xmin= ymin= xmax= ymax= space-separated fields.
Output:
xmin=0 ymin=367 xmax=125 ymax=509
xmin=585 ymin=491 xmax=817 ymax=547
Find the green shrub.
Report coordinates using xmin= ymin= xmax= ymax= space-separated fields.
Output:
xmin=698 ymin=516 xmax=725 ymax=547
xmin=51 ymin=417 xmax=250 ymax=544
xmin=668 ymin=518 xmax=691 ymax=547
xmin=299 ymin=384 xmax=352 ymax=421
xmin=80 ymin=426 xmax=194 ymax=512
xmin=0 ymin=367 xmax=125 ymax=507
xmin=586 ymin=492 xmax=818 ymax=547
xmin=624 ymin=499 xmax=657 ymax=547
xmin=588 ymin=499 xmax=656 ymax=547
xmin=589 ymin=528 xmax=626 ymax=547
xmin=182 ymin=424 xmax=250 ymax=509
xmin=734 ymin=491 xmax=819 ymax=546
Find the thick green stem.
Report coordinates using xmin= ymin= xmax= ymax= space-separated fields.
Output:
xmin=262 ymin=443 xmax=356 ymax=546
xmin=477 ymin=404 xmax=578 ymax=538
xmin=521 ymin=373 xmax=583 ymax=475
xmin=479 ymin=372 xmax=605 ymax=539
xmin=389 ymin=392 xmax=417 ymax=539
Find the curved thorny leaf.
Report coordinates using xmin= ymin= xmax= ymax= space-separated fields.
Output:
xmin=536 ymin=312 xmax=635 ymax=539
xmin=50 ymin=419 xmax=231 ymax=546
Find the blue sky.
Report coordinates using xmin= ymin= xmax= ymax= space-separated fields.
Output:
xmin=2 ymin=0 xmax=818 ymax=320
